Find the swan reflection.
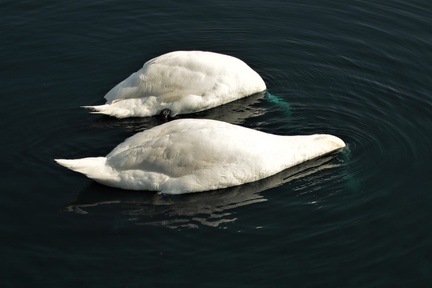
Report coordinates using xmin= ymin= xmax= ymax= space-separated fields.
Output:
xmin=88 ymin=91 xmax=268 ymax=132
xmin=64 ymin=153 xmax=343 ymax=229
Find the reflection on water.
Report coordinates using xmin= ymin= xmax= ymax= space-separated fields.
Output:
xmin=86 ymin=91 xmax=284 ymax=133
xmin=64 ymin=152 xmax=345 ymax=229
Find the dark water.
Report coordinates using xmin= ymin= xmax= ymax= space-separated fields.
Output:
xmin=2 ymin=0 xmax=432 ymax=286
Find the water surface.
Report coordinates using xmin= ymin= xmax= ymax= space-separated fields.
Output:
xmin=2 ymin=0 xmax=432 ymax=287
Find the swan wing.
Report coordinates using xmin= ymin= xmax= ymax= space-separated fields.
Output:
xmin=104 ymin=51 xmax=266 ymax=106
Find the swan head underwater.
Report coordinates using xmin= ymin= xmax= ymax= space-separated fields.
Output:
xmin=159 ymin=108 xmax=172 ymax=121
xmin=82 ymin=50 xmax=267 ymax=119
xmin=55 ymin=119 xmax=346 ymax=195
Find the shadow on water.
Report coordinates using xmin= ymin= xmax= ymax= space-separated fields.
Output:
xmin=64 ymin=151 xmax=345 ymax=229
xmin=85 ymin=91 xmax=290 ymax=133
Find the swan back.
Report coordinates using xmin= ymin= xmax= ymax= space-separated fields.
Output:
xmin=56 ymin=119 xmax=345 ymax=194
xmin=106 ymin=119 xmax=345 ymax=193
xmin=84 ymin=51 xmax=266 ymax=118
xmin=105 ymin=51 xmax=265 ymax=103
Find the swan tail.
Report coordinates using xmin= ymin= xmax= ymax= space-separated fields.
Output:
xmin=81 ymin=104 xmax=111 ymax=115
xmin=81 ymin=101 xmax=142 ymax=118
xmin=55 ymin=157 xmax=110 ymax=179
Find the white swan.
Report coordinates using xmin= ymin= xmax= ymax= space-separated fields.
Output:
xmin=82 ymin=51 xmax=266 ymax=119
xmin=55 ymin=119 xmax=345 ymax=195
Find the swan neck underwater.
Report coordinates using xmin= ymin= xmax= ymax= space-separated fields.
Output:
xmin=55 ymin=119 xmax=346 ymax=195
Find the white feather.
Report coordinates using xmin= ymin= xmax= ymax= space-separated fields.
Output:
xmin=82 ymin=51 xmax=266 ymax=118
xmin=55 ymin=119 xmax=346 ymax=195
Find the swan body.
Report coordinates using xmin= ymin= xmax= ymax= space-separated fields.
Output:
xmin=82 ymin=51 xmax=266 ymax=118
xmin=55 ymin=119 xmax=345 ymax=195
